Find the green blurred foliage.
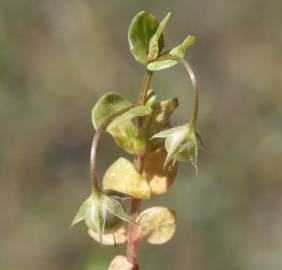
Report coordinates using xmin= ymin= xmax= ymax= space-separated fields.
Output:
xmin=1 ymin=0 xmax=282 ymax=270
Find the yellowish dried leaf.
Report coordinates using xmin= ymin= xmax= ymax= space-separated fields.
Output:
xmin=143 ymin=148 xmax=178 ymax=195
xmin=103 ymin=158 xmax=150 ymax=199
xmin=88 ymin=226 xmax=127 ymax=246
xmin=108 ymin=255 xmax=133 ymax=270
xmin=136 ymin=206 xmax=176 ymax=244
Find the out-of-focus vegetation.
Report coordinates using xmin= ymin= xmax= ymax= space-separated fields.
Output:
xmin=0 ymin=1 xmax=282 ymax=270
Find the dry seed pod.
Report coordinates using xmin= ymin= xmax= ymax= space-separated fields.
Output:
xmin=89 ymin=226 xmax=127 ymax=246
xmin=143 ymin=148 xmax=178 ymax=195
xmin=103 ymin=158 xmax=150 ymax=199
xmin=136 ymin=206 xmax=176 ymax=244
xmin=108 ymin=255 xmax=133 ymax=270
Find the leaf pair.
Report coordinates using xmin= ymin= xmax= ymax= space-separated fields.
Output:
xmin=147 ymin=35 xmax=195 ymax=71
xmin=71 ymin=193 xmax=132 ymax=245
xmin=92 ymin=92 xmax=152 ymax=154
xmin=128 ymin=11 xmax=170 ymax=64
xmin=108 ymin=206 xmax=176 ymax=268
xmin=128 ymin=11 xmax=195 ymax=72
xmin=152 ymin=124 xmax=199 ymax=173
xmin=136 ymin=206 xmax=176 ymax=245
xmin=103 ymin=149 xmax=178 ymax=199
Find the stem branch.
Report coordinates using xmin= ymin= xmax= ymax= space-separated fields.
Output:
xmin=90 ymin=104 xmax=140 ymax=194
xmin=157 ymin=55 xmax=199 ymax=129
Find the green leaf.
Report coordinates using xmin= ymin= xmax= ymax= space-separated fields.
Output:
xmin=92 ymin=92 xmax=130 ymax=130
xmin=145 ymin=89 xmax=157 ymax=108
xmin=103 ymin=158 xmax=150 ymax=199
xmin=108 ymin=105 xmax=152 ymax=130
xmin=92 ymin=92 xmax=147 ymax=154
xmin=147 ymin=35 xmax=195 ymax=71
xmin=136 ymin=206 xmax=176 ymax=245
xmin=128 ymin=11 xmax=162 ymax=65
xmin=110 ymin=126 xmax=146 ymax=154
xmin=170 ymin=35 xmax=195 ymax=58
xmin=147 ymin=60 xmax=174 ymax=71
xmin=148 ymin=13 xmax=171 ymax=61
xmin=70 ymin=196 xmax=92 ymax=227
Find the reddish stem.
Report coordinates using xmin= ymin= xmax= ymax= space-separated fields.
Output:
xmin=127 ymin=153 xmax=145 ymax=269
xmin=127 ymin=198 xmax=141 ymax=270
xmin=127 ymin=70 xmax=153 ymax=270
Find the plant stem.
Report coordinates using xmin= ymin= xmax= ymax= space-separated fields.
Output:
xmin=90 ymin=104 xmax=140 ymax=194
xmin=127 ymin=69 xmax=153 ymax=270
xmin=127 ymin=198 xmax=141 ymax=270
xmin=157 ymin=55 xmax=199 ymax=129
xmin=138 ymin=70 xmax=153 ymax=106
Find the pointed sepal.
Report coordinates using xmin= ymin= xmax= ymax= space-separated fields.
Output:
xmin=70 ymin=193 xmax=132 ymax=245
xmin=70 ymin=196 xmax=92 ymax=227
xmin=152 ymin=124 xmax=199 ymax=173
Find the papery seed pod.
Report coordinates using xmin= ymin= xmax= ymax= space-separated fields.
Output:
xmin=89 ymin=227 xmax=127 ymax=246
xmin=142 ymin=148 xmax=178 ymax=195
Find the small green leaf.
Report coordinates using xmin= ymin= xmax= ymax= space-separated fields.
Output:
xmin=148 ymin=13 xmax=171 ymax=61
xmin=110 ymin=126 xmax=146 ymax=154
xmin=145 ymin=89 xmax=157 ymax=108
xmin=147 ymin=35 xmax=195 ymax=71
xmin=92 ymin=92 xmax=130 ymax=130
xmin=128 ymin=11 xmax=162 ymax=64
xmin=103 ymin=158 xmax=150 ymax=199
xmin=92 ymin=92 xmax=147 ymax=154
xmin=170 ymin=35 xmax=195 ymax=58
xmin=108 ymin=105 xmax=152 ymax=130
xmin=147 ymin=60 xmax=174 ymax=71
xmin=136 ymin=206 xmax=176 ymax=244
xmin=70 ymin=196 xmax=92 ymax=227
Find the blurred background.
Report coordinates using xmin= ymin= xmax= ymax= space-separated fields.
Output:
xmin=1 ymin=0 xmax=282 ymax=269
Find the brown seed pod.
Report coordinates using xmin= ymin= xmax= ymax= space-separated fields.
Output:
xmin=142 ymin=148 xmax=178 ymax=195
